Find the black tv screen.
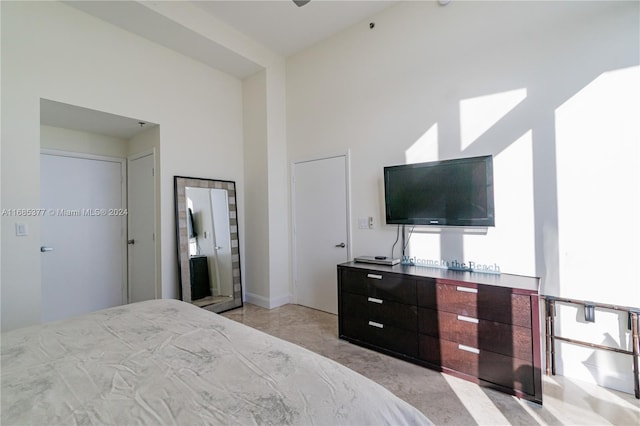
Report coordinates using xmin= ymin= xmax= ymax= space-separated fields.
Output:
xmin=384 ymin=155 xmax=495 ymax=227
xmin=188 ymin=208 xmax=197 ymax=238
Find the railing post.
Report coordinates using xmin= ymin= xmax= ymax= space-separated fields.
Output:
xmin=631 ymin=312 xmax=639 ymax=399
xmin=549 ymin=299 xmax=556 ymax=376
xmin=545 ymin=298 xmax=554 ymax=376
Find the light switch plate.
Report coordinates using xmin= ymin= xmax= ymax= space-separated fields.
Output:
xmin=358 ymin=218 xmax=368 ymax=229
xmin=15 ymin=222 xmax=28 ymax=236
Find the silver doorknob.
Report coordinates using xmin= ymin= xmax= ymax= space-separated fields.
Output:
xmin=40 ymin=246 xmax=54 ymax=252
xmin=335 ymin=242 xmax=346 ymax=248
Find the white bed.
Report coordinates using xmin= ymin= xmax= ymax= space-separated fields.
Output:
xmin=1 ymin=299 xmax=431 ymax=425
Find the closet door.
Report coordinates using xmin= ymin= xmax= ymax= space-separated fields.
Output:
xmin=292 ymin=155 xmax=350 ymax=315
xmin=127 ymin=150 xmax=156 ymax=303
xmin=40 ymin=152 xmax=126 ymax=322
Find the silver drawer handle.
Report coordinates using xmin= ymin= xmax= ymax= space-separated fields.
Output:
xmin=456 ymin=286 xmax=477 ymax=294
xmin=368 ymin=321 xmax=384 ymax=329
xmin=458 ymin=344 xmax=480 ymax=354
xmin=367 ymin=274 xmax=383 ymax=280
xmin=457 ymin=315 xmax=479 ymax=324
xmin=367 ymin=297 xmax=383 ymax=304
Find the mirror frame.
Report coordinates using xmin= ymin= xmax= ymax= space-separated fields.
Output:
xmin=174 ymin=176 xmax=243 ymax=313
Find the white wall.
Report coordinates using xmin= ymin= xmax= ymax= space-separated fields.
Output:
xmin=264 ymin=63 xmax=291 ymax=307
xmin=146 ymin=0 xmax=291 ymax=310
xmin=287 ymin=1 xmax=639 ymax=393
xmin=553 ymin=62 xmax=639 ymax=394
xmin=1 ymin=1 xmax=244 ymax=330
xmin=129 ymin=125 xmax=160 ymax=158
xmin=242 ymin=70 xmax=271 ymax=304
xmin=41 ymin=125 xmax=129 ymax=158
xmin=241 ymin=64 xmax=291 ymax=308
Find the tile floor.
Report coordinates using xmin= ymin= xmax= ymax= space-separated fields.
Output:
xmin=222 ymin=303 xmax=640 ymax=425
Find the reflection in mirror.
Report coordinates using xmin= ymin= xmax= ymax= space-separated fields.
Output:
xmin=175 ymin=177 xmax=242 ymax=313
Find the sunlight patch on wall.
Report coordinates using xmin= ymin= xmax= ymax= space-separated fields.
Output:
xmin=464 ymin=130 xmax=535 ymax=275
xmin=555 ymin=65 xmax=639 ymax=307
xmin=459 ymin=88 xmax=527 ymax=151
xmin=403 ymin=122 xmax=440 ymax=262
xmin=406 ymin=231 xmax=441 ymax=263
xmin=405 ymin=122 xmax=438 ymax=164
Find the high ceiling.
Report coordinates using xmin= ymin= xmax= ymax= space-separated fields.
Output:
xmin=67 ymin=0 xmax=400 ymax=78
xmin=49 ymin=1 xmax=400 ymax=137
xmin=193 ymin=0 xmax=399 ymax=57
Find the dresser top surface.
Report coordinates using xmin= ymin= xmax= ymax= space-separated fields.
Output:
xmin=339 ymin=261 xmax=540 ymax=293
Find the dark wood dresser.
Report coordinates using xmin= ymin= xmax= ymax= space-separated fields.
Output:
xmin=189 ymin=256 xmax=211 ymax=300
xmin=337 ymin=261 xmax=542 ymax=404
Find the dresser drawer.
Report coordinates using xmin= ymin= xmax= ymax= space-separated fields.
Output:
xmin=418 ymin=282 xmax=532 ymax=328
xmin=418 ymin=308 xmax=532 ymax=362
xmin=419 ymin=335 xmax=535 ymax=396
xmin=342 ymin=292 xmax=417 ymax=331
xmin=343 ymin=317 xmax=418 ymax=357
xmin=340 ymin=268 xmax=416 ymax=305
xmin=338 ymin=263 xmax=542 ymax=404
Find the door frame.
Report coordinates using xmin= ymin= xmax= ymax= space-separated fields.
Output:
xmin=40 ymin=149 xmax=128 ymax=304
xmin=127 ymin=148 xmax=158 ymax=301
xmin=290 ymin=151 xmax=352 ymax=305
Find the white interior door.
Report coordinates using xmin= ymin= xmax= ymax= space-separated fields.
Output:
xmin=293 ymin=155 xmax=349 ymax=314
xmin=211 ymin=188 xmax=232 ymax=296
xmin=127 ymin=151 xmax=156 ymax=303
xmin=40 ymin=152 xmax=126 ymax=322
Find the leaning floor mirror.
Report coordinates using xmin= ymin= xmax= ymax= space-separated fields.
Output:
xmin=174 ymin=176 xmax=242 ymax=313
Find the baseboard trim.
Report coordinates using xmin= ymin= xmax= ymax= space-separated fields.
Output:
xmin=244 ymin=292 xmax=291 ymax=309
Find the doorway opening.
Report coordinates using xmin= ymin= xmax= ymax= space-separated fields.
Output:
xmin=39 ymin=99 xmax=160 ymax=322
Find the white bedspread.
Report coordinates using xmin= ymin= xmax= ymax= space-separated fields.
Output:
xmin=1 ymin=299 xmax=431 ymax=425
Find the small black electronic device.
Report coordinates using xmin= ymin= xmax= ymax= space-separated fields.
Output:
xmin=354 ymin=256 xmax=400 ymax=266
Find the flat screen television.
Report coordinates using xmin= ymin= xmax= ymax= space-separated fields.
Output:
xmin=188 ymin=208 xmax=197 ymax=238
xmin=384 ymin=155 xmax=495 ymax=227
